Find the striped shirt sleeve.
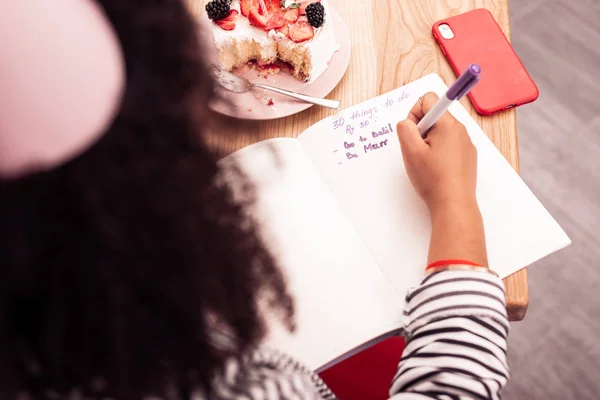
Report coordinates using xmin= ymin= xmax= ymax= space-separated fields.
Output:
xmin=389 ymin=270 xmax=510 ymax=400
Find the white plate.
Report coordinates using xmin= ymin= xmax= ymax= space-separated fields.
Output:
xmin=204 ymin=9 xmax=351 ymax=120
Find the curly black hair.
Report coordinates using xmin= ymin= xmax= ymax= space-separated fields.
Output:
xmin=0 ymin=0 xmax=293 ymax=398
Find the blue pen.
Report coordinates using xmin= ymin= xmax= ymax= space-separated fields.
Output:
xmin=417 ymin=64 xmax=481 ymax=137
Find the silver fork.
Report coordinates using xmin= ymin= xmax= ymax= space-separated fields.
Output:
xmin=212 ymin=66 xmax=341 ymax=109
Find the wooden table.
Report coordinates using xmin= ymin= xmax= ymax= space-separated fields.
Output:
xmin=189 ymin=0 xmax=529 ymax=321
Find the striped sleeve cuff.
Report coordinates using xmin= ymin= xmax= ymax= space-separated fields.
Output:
xmin=403 ymin=270 xmax=509 ymax=335
xmin=390 ymin=271 xmax=510 ymax=399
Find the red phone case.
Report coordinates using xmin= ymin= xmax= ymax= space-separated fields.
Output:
xmin=432 ymin=9 xmax=538 ymax=115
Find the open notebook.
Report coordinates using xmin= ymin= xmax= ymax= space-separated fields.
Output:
xmin=219 ymin=74 xmax=571 ymax=372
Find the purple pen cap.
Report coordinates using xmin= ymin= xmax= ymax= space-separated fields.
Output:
xmin=447 ymin=64 xmax=481 ymax=100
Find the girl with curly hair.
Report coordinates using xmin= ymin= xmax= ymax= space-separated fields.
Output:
xmin=0 ymin=1 xmax=509 ymax=399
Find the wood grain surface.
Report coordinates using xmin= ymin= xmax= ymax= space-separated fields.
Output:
xmin=189 ymin=0 xmax=529 ymax=321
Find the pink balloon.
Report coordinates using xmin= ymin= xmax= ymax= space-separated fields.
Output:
xmin=0 ymin=0 xmax=125 ymax=178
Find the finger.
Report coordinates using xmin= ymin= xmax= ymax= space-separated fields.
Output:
xmin=406 ymin=97 xmax=425 ymax=124
xmin=407 ymin=92 xmax=445 ymax=124
xmin=421 ymin=92 xmax=457 ymax=124
xmin=396 ymin=119 xmax=428 ymax=154
xmin=420 ymin=92 xmax=439 ymax=114
xmin=420 ymin=92 xmax=461 ymax=138
xmin=421 ymin=92 xmax=455 ymax=127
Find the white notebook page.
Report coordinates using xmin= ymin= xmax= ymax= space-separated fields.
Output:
xmin=298 ymin=74 xmax=571 ymax=299
xmin=220 ymin=138 xmax=404 ymax=370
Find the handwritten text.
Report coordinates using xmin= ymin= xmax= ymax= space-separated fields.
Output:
xmin=364 ymin=140 xmax=389 ymax=153
xmin=397 ymin=90 xmax=409 ymax=103
xmin=350 ymin=107 xmax=378 ymax=121
xmin=333 ymin=117 xmax=345 ymax=130
xmin=371 ymin=123 xmax=394 ymax=138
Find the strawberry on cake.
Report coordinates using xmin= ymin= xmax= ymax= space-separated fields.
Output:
xmin=204 ymin=0 xmax=339 ymax=83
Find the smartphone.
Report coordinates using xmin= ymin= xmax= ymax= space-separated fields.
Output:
xmin=432 ymin=9 xmax=538 ymax=115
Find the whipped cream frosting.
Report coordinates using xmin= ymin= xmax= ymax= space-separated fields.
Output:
xmin=210 ymin=0 xmax=340 ymax=83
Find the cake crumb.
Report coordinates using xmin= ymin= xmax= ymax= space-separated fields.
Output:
xmin=260 ymin=97 xmax=275 ymax=107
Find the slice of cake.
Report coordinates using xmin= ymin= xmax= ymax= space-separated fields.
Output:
xmin=204 ymin=0 xmax=339 ymax=83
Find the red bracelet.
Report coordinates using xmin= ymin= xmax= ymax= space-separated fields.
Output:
xmin=426 ymin=259 xmax=481 ymax=271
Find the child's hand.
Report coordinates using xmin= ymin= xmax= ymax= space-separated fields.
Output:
xmin=397 ymin=93 xmax=487 ymax=267
xmin=396 ymin=92 xmax=478 ymax=213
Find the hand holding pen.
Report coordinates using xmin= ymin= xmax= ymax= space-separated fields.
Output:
xmin=396 ymin=88 xmax=479 ymax=212
xmin=417 ymin=64 xmax=481 ymax=138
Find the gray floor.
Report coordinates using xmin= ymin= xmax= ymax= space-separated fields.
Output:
xmin=504 ymin=0 xmax=600 ymax=399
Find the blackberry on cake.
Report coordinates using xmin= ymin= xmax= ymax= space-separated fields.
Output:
xmin=206 ymin=0 xmax=231 ymax=21
xmin=305 ymin=2 xmax=325 ymax=28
